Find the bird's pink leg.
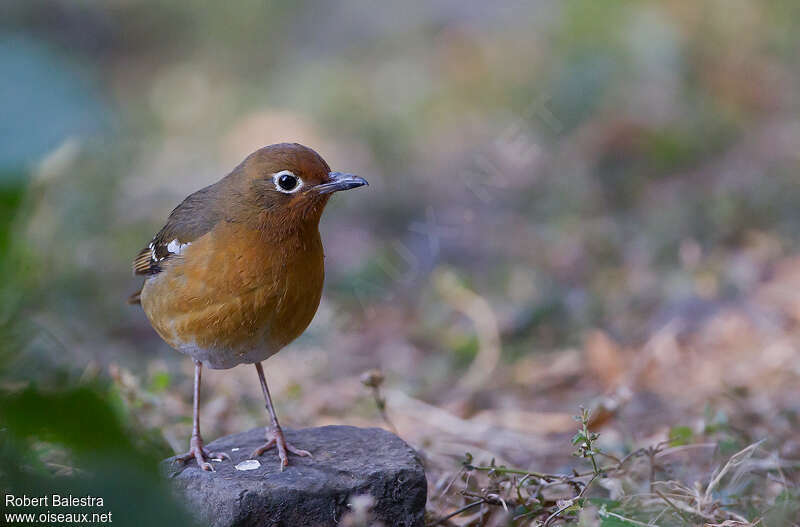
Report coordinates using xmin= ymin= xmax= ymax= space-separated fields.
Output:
xmin=250 ymin=362 xmax=311 ymax=470
xmin=174 ymin=360 xmax=230 ymax=471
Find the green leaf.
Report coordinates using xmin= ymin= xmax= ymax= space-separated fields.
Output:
xmin=668 ymin=425 xmax=693 ymax=446
xmin=149 ymin=371 xmax=171 ymax=393
xmin=0 ymin=385 xmax=197 ymax=526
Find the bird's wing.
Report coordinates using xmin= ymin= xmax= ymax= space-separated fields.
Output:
xmin=132 ymin=183 xmax=221 ymax=277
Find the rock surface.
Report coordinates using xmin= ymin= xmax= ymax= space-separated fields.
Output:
xmin=163 ymin=426 xmax=426 ymax=527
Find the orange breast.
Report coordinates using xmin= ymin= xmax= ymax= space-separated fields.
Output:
xmin=140 ymin=221 xmax=325 ymax=369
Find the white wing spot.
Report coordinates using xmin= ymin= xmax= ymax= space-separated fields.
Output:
xmin=166 ymin=239 xmax=191 ymax=255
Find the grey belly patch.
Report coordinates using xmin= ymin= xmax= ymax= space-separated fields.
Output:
xmin=176 ymin=344 xmax=278 ymax=369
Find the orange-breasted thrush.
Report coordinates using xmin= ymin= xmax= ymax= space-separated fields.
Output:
xmin=130 ymin=143 xmax=367 ymax=470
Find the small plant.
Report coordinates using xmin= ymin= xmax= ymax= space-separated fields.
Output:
xmin=360 ymin=369 xmax=397 ymax=434
xmin=429 ymin=407 xmax=610 ymax=525
xmin=572 ymin=407 xmax=601 ymax=476
xmin=426 ymin=406 xmax=796 ymax=526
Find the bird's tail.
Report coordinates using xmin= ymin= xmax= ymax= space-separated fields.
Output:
xmin=127 ymin=289 xmax=142 ymax=305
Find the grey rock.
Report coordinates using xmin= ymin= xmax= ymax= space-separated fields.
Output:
xmin=163 ymin=426 xmax=426 ymax=527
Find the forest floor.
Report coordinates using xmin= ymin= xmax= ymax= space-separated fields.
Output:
xmin=111 ymin=256 xmax=800 ymax=526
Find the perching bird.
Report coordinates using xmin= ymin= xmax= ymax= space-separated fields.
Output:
xmin=129 ymin=143 xmax=367 ymax=470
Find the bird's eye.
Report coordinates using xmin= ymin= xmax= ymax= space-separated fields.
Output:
xmin=278 ymin=174 xmax=297 ymax=190
xmin=273 ymin=170 xmax=302 ymax=193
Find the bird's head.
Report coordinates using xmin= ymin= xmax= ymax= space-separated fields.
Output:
xmin=228 ymin=143 xmax=368 ymax=231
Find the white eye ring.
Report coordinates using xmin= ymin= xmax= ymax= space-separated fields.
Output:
xmin=273 ymin=170 xmax=303 ymax=194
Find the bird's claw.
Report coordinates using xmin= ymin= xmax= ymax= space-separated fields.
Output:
xmin=175 ymin=435 xmax=230 ymax=471
xmin=250 ymin=428 xmax=311 ymax=471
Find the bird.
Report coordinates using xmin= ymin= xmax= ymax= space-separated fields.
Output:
xmin=129 ymin=143 xmax=368 ymax=471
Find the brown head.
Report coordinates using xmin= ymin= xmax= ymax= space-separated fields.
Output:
xmin=222 ymin=143 xmax=368 ymax=231
xmin=130 ymin=143 xmax=366 ymax=280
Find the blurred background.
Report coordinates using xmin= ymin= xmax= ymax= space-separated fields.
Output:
xmin=1 ymin=1 xmax=799 ymax=525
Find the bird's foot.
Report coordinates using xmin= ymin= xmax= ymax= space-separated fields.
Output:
xmin=250 ymin=427 xmax=311 ymax=471
xmin=174 ymin=434 xmax=230 ymax=471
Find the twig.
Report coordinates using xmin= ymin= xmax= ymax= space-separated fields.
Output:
xmin=536 ymin=473 xmax=600 ymax=526
xmin=654 ymin=488 xmax=692 ymax=525
xmin=704 ymin=440 xmax=764 ymax=504
xmin=598 ymin=508 xmax=659 ymax=527
xmin=434 ymin=269 xmax=502 ymax=390
xmin=472 ymin=465 xmax=564 ymax=481
xmin=360 ymin=369 xmax=398 ymax=434
xmin=540 ymin=501 xmax=576 ymax=526
xmin=428 ymin=499 xmax=486 ymax=526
